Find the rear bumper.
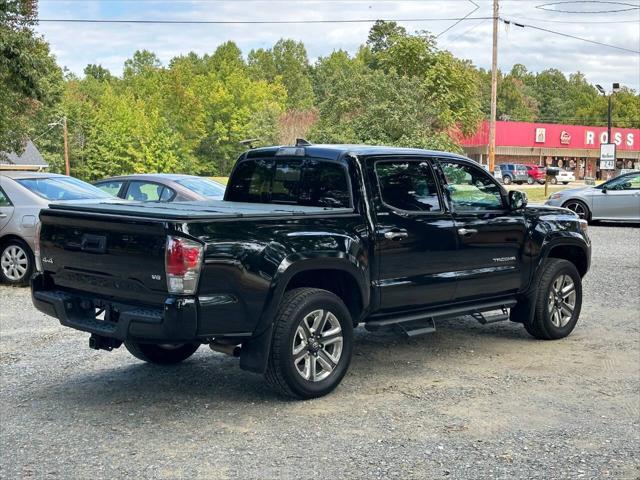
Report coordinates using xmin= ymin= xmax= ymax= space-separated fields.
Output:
xmin=31 ymin=273 xmax=198 ymax=343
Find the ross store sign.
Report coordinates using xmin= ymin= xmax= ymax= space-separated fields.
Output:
xmin=600 ymin=144 xmax=616 ymax=170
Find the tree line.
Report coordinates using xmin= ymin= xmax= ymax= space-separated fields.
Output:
xmin=2 ymin=1 xmax=639 ymax=179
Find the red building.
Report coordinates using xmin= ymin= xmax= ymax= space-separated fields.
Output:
xmin=459 ymin=120 xmax=640 ymax=180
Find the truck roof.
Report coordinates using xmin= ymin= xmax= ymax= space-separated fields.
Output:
xmin=245 ymin=144 xmax=469 ymax=162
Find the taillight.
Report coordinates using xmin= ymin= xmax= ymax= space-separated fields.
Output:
xmin=34 ymin=222 xmax=42 ymax=272
xmin=165 ymin=236 xmax=203 ymax=294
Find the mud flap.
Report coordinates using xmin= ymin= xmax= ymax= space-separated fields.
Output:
xmin=239 ymin=324 xmax=274 ymax=374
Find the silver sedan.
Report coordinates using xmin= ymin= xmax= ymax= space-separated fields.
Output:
xmin=0 ymin=171 xmax=115 ymax=285
xmin=546 ymin=171 xmax=640 ymax=222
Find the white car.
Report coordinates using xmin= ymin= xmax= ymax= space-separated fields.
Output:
xmin=550 ymin=169 xmax=575 ymax=185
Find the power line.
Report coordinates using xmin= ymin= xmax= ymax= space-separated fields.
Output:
xmin=501 ymin=18 xmax=640 ymax=54
xmin=436 ymin=0 xmax=479 ymax=37
xmin=536 ymin=1 xmax=640 ymax=14
xmin=32 ymin=16 xmax=494 ymax=25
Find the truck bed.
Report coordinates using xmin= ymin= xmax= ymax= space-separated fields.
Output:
xmin=46 ymin=200 xmax=353 ymax=220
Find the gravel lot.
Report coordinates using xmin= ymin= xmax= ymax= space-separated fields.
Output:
xmin=1 ymin=225 xmax=639 ymax=479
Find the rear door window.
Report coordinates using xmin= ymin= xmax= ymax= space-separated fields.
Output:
xmin=375 ymin=160 xmax=441 ymax=212
xmin=125 ymin=181 xmax=165 ymax=202
xmin=95 ymin=180 xmax=124 ymax=197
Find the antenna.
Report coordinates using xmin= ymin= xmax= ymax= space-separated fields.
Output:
xmin=295 ymin=138 xmax=312 ymax=147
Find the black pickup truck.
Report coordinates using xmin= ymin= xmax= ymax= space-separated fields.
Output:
xmin=31 ymin=144 xmax=591 ymax=399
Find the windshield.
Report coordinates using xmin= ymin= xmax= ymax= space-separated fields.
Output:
xmin=176 ymin=177 xmax=225 ymax=197
xmin=17 ymin=177 xmax=113 ymax=201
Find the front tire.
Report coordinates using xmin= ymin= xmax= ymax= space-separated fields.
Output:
xmin=563 ymin=199 xmax=590 ymax=221
xmin=527 ymin=176 xmax=535 ymax=185
xmin=550 ymin=177 xmax=558 ymax=185
xmin=0 ymin=239 xmax=34 ymax=286
xmin=265 ymin=288 xmax=353 ymax=399
xmin=502 ymin=175 xmax=512 ymax=185
xmin=524 ymin=259 xmax=582 ymax=340
xmin=125 ymin=341 xmax=200 ymax=364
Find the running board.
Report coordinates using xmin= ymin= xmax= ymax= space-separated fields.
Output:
xmin=364 ymin=298 xmax=517 ymax=337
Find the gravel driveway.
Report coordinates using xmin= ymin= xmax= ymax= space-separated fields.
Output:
xmin=1 ymin=225 xmax=639 ymax=479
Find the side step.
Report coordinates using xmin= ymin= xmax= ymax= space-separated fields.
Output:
xmin=364 ymin=298 xmax=517 ymax=337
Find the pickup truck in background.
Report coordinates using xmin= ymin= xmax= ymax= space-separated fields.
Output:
xmin=31 ymin=143 xmax=591 ymax=399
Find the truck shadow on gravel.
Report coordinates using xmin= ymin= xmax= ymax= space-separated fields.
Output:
xmin=26 ymin=318 xmax=538 ymax=408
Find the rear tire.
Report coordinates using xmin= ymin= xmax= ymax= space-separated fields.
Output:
xmin=502 ymin=175 xmax=512 ymax=185
xmin=0 ymin=239 xmax=34 ymax=286
xmin=550 ymin=177 xmax=558 ymax=185
xmin=527 ymin=176 xmax=535 ymax=185
xmin=265 ymin=288 xmax=353 ymax=399
xmin=125 ymin=341 xmax=200 ymax=365
xmin=524 ymin=259 xmax=582 ymax=340
xmin=562 ymin=181 xmax=569 ymax=185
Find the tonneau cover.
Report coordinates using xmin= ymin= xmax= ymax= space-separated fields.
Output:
xmin=46 ymin=200 xmax=353 ymax=220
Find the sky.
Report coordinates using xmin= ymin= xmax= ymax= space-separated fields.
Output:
xmin=35 ymin=0 xmax=640 ymax=92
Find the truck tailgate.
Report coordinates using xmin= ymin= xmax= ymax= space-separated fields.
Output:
xmin=39 ymin=209 xmax=169 ymax=305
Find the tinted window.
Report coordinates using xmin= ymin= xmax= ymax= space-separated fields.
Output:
xmin=126 ymin=181 xmax=166 ymax=202
xmin=226 ymin=159 xmax=273 ymax=203
xmin=17 ymin=177 xmax=112 ymax=201
xmin=95 ymin=180 xmax=124 ymax=197
xmin=299 ymin=161 xmax=351 ymax=208
xmin=0 ymin=187 xmax=11 ymax=206
xmin=227 ymin=158 xmax=352 ymax=208
xmin=271 ymin=159 xmax=302 ymax=204
xmin=375 ymin=161 xmax=441 ymax=212
xmin=440 ymin=161 xmax=504 ymax=211
xmin=175 ymin=177 xmax=225 ymax=197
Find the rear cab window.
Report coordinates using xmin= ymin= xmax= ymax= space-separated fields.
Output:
xmin=226 ymin=156 xmax=352 ymax=208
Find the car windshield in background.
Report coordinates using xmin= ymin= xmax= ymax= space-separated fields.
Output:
xmin=17 ymin=177 xmax=113 ymax=201
xmin=176 ymin=178 xmax=225 ymax=197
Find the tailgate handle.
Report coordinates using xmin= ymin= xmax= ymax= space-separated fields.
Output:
xmin=81 ymin=234 xmax=107 ymax=253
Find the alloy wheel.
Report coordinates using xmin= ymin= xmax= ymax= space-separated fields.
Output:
xmin=564 ymin=201 xmax=587 ymax=219
xmin=1 ymin=245 xmax=29 ymax=281
xmin=547 ymin=274 xmax=576 ymax=328
xmin=292 ymin=309 xmax=343 ymax=382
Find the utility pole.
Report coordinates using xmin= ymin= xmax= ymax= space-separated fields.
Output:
xmin=488 ymin=0 xmax=499 ymax=173
xmin=62 ymin=116 xmax=70 ymax=176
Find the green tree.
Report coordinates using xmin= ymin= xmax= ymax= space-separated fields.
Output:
xmin=0 ymin=0 xmax=63 ymax=154
xmin=249 ymin=39 xmax=314 ymax=110
xmin=84 ymin=64 xmax=112 ymax=82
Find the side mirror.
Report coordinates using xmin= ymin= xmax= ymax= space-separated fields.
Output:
xmin=509 ymin=190 xmax=528 ymax=210
xmin=602 ymin=186 xmax=607 ymax=193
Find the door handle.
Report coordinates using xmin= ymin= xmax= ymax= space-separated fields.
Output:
xmin=384 ymin=230 xmax=408 ymax=241
xmin=458 ymin=228 xmax=478 ymax=237
xmin=0 ymin=213 xmax=6 ymax=218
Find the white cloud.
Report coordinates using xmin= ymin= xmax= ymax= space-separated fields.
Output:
xmin=35 ymin=0 xmax=640 ymax=90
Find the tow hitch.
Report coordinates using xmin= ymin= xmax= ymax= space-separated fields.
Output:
xmin=89 ymin=334 xmax=122 ymax=351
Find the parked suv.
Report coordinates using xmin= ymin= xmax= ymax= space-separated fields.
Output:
xmin=525 ymin=165 xmax=546 ymax=185
xmin=494 ymin=163 xmax=529 ymax=185
xmin=32 ymin=144 xmax=590 ymax=399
